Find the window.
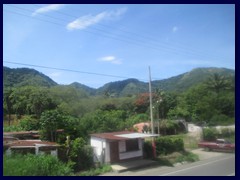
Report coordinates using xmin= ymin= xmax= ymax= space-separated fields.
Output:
xmin=126 ymin=139 xmax=139 ymax=151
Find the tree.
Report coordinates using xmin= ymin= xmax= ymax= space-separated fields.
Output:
xmin=80 ymin=109 xmax=127 ymax=136
xmin=205 ymin=73 xmax=231 ymax=94
xmin=3 ymin=88 xmax=14 ymax=125
xmin=28 ymin=87 xmax=57 ymax=118
xmin=68 ymin=137 xmax=94 ymax=171
xmin=40 ymin=110 xmax=63 ymax=142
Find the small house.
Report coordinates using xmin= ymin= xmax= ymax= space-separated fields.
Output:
xmin=90 ymin=131 xmax=158 ymax=163
xmin=4 ymin=139 xmax=59 ymax=156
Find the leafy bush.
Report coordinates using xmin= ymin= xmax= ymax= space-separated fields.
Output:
xmin=3 ymin=125 xmax=23 ymax=132
xmin=3 ymin=154 xmax=73 ymax=176
xmin=19 ymin=116 xmax=39 ymax=131
xmin=209 ymin=114 xmax=234 ymax=126
xmin=202 ymin=128 xmax=218 ymax=141
xmin=143 ymin=140 xmax=154 ymax=158
xmin=69 ymin=138 xmax=94 ymax=172
xmin=155 ymin=136 xmax=184 ymax=155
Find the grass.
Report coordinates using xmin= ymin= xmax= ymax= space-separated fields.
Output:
xmin=77 ymin=164 xmax=112 ymax=176
xmin=155 ymin=151 xmax=199 ymax=167
xmin=3 ymin=154 xmax=73 ymax=176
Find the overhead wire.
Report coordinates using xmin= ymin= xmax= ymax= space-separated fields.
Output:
xmin=33 ymin=4 xmax=229 ymax=60
xmin=3 ymin=60 xmax=149 ymax=82
xmin=4 ymin=4 xmax=228 ymax=60
xmin=3 ymin=4 xmax=233 ymax=82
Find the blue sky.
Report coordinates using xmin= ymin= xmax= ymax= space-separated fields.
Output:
xmin=3 ymin=4 xmax=235 ymax=88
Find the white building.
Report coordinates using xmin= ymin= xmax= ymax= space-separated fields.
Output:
xmin=90 ymin=131 xmax=158 ymax=163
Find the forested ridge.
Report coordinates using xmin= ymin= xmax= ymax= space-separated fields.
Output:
xmin=3 ymin=66 xmax=235 ymax=139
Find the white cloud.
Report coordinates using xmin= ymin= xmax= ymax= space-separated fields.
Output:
xmin=172 ymin=26 xmax=178 ymax=33
xmin=66 ymin=7 xmax=127 ymax=30
xmin=98 ymin=56 xmax=122 ymax=65
xmin=32 ymin=4 xmax=65 ymax=16
xmin=100 ymin=56 xmax=116 ymax=61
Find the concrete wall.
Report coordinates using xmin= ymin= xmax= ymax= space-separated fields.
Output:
xmin=91 ymin=137 xmax=144 ymax=163
xmin=91 ymin=137 xmax=108 ymax=163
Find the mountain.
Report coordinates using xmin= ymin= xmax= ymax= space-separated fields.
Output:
xmin=96 ymin=78 xmax=148 ymax=97
xmin=3 ymin=66 xmax=57 ymax=88
xmin=152 ymin=67 xmax=235 ymax=92
xmin=3 ymin=66 xmax=235 ymax=96
xmin=96 ymin=68 xmax=235 ymax=96
xmin=69 ymin=82 xmax=96 ymax=96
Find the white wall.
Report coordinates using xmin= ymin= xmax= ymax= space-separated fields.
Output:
xmin=90 ymin=137 xmax=107 ymax=163
xmin=91 ymin=137 xmax=144 ymax=163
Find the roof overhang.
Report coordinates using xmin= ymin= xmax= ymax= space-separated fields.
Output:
xmin=115 ymin=133 xmax=159 ymax=139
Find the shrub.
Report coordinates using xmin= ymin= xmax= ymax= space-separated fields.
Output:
xmin=69 ymin=138 xmax=94 ymax=172
xmin=3 ymin=125 xmax=23 ymax=132
xmin=19 ymin=116 xmax=39 ymax=131
xmin=202 ymin=128 xmax=218 ymax=141
xmin=3 ymin=154 xmax=73 ymax=176
xmin=143 ymin=140 xmax=154 ymax=158
xmin=155 ymin=136 xmax=184 ymax=155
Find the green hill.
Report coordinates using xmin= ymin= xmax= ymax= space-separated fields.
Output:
xmin=152 ymin=67 xmax=235 ymax=92
xmin=3 ymin=66 xmax=57 ymax=88
xmin=3 ymin=66 xmax=235 ymax=96
xmin=69 ymin=82 xmax=96 ymax=96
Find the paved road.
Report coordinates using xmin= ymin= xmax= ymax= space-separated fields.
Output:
xmin=102 ymin=150 xmax=235 ymax=176
xmin=158 ymin=153 xmax=235 ymax=176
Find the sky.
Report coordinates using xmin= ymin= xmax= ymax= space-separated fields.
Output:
xmin=3 ymin=4 xmax=235 ymax=88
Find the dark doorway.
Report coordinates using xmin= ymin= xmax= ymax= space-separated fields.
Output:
xmin=109 ymin=141 xmax=119 ymax=163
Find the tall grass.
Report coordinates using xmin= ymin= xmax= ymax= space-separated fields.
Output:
xmin=3 ymin=154 xmax=73 ymax=176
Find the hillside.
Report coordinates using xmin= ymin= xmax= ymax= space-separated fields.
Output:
xmin=96 ymin=67 xmax=235 ymax=96
xmin=3 ymin=66 xmax=235 ymax=96
xmin=152 ymin=67 xmax=235 ymax=92
xmin=96 ymin=78 xmax=148 ymax=97
xmin=69 ymin=82 xmax=96 ymax=96
xmin=3 ymin=66 xmax=57 ymax=88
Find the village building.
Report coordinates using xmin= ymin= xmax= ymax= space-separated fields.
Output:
xmin=4 ymin=138 xmax=59 ymax=156
xmin=90 ymin=131 xmax=158 ymax=164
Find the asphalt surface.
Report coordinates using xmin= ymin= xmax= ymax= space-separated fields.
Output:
xmin=158 ymin=153 xmax=235 ymax=176
xmin=102 ymin=149 xmax=235 ymax=176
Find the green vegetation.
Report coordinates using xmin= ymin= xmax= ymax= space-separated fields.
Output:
xmin=202 ymin=127 xmax=235 ymax=142
xmin=156 ymin=151 xmax=199 ymax=166
xmin=77 ymin=165 xmax=112 ymax=176
xmin=144 ymin=136 xmax=199 ymax=166
xmin=155 ymin=136 xmax=184 ymax=155
xmin=3 ymin=66 xmax=234 ymax=175
xmin=3 ymin=154 xmax=73 ymax=176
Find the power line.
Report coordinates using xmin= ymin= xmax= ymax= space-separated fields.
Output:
xmin=3 ymin=60 xmax=148 ymax=81
xmin=46 ymin=4 xmax=229 ymax=60
xmin=4 ymin=4 xmax=228 ymax=60
xmin=3 ymin=8 xmax=185 ymax=57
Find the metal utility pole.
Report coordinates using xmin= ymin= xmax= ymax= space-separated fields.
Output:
xmin=149 ymin=66 xmax=156 ymax=158
xmin=149 ymin=66 xmax=154 ymax=135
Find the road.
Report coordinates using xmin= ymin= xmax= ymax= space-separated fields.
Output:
xmin=158 ymin=153 xmax=235 ymax=176
xmin=103 ymin=150 xmax=235 ymax=176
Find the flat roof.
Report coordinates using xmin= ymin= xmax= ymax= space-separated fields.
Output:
xmin=4 ymin=140 xmax=59 ymax=148
xmin=91 ymin=131 xmax=159 ymax=140
xmin=115 ymin=133 xmax=159 ymax=139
